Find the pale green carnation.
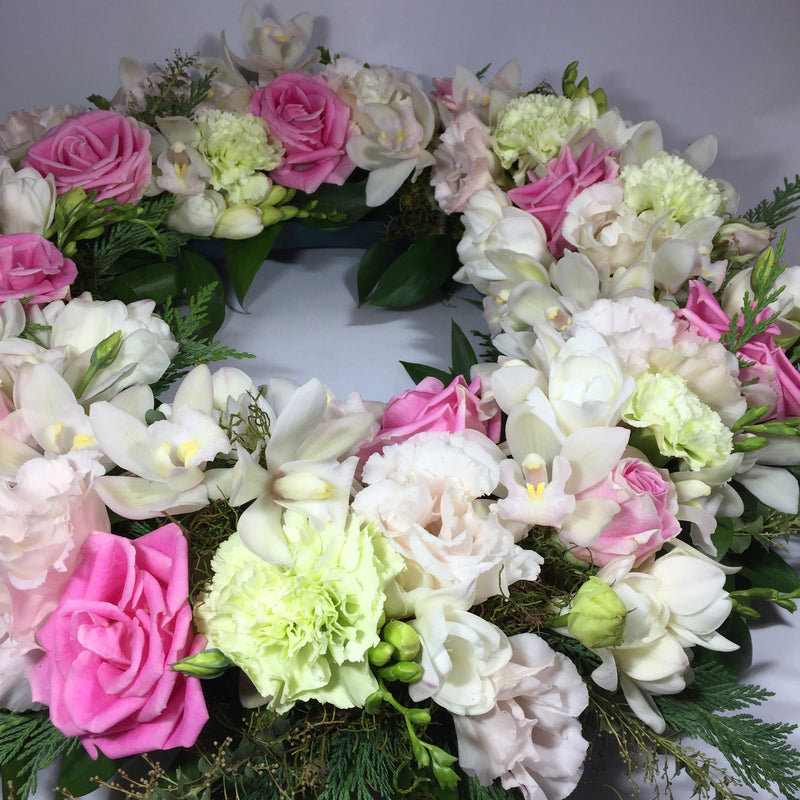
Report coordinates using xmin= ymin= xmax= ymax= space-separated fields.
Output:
xmin=195 ymin=108 xmax=283 ymax=191
xmin=195 ymin=511 xmax=404 ymax=713
xmin=492 ymin=93 xmax=596 ymax=183
xmin=622 ymin=370 xmax=733 ymax=470
xmin=620 ymin=153 xmax=724 ymax=224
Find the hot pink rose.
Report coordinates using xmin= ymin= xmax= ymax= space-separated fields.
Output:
xmin=22 ymin=109 xmax=151 ymax=205
xmin=508 ymin=143 xmax=618 ymax=258
xmin=678 ymin=280 xmax=800 ymax=420
xmin=29 ymin=523 xmax=208 ymax=760
xmin=358 ymin=374 xmax=501 ymax=463
xmin=248 ymin=72 xmax=356 ymax=193
xmin=564 ymin=457 xmax=680 ymax=567
xmin=0 ymin=233 xmax=76 ymax=303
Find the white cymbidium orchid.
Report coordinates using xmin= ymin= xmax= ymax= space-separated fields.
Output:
xmin=152 ymin=117 xmax=211 ymax=197
xmin=233 ymin=378 xmax=378 ymax=562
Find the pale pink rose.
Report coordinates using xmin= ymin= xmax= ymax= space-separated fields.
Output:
xmin=248 ymin=72 xmax=356 ymax=193
xmin=29 ymin=523 xmax=208 ymax=760
xmin=358 ymin=375 xmax=501 ymax=464
xmin=453 ymin=633 xmax=589 ymax=800
xmin=431 ymin=112 xmax=502 ymax=214
xmin=0 ymin=233 xmax=76 ymax=303
xmin=678 ymin=280 xmax=800 ymax=420
xmin=22 ymin=109 xmax=151 ymax=205
xmin=508 ymin=143 xmax=618 ymax=258
xmin=561 ymin=457 xmax=680 ymax=567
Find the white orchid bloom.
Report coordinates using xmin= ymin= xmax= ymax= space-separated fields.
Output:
xmin=154 ymin=117 xmax=211 ymax=197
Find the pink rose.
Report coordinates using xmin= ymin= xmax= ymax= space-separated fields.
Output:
xmin=358 ymin=375 xmax=501 ymax=463
xmin=29 ymin=523 xmax=208 ymax=760
xmin=563 ymin=457 xmax=680 ymax=567
xmin=508 ymin=143 xmax=618 ymax=258
xmin=22 ymin=109 xmax=151 ymax=205
xmin=678 ymin=280 xmax=800 ymax=420
xmin=248 ymin=72 xmax=356 ymax=193
xmin=0 ymin=233 xmax=76 ymax=303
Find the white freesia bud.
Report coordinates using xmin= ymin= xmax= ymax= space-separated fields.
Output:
xmin=213 ymin=203 xmax=264 ymax=239
xmin=167 ymin=190 xmax=226 ymax=236
xmin=0 ymin=156 xmax=56 ymax=235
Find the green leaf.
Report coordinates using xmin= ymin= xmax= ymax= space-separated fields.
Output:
xmin=57 ymin=745 xmax=119 ymax=797
xmin=223 ymin=224 xmax=283 ymax=306
xmin=86 ymin=93 xmax=111 ymax=110
xmin=718 ymin=613 xmax=753 ymax=675
xmin=180 ymin=249 xmax=225 ymax=339
xmin=400 ymin=361 xmax=452 ymax=385
xmin=711 ymin=518 xmax=735 ymax=559
xmin=732 ymin=544 xmax=800 ymax=593
xmin=365 ymin=234 xmax=456 ymax=308
xmin=357 ymin=238 xmax=395 ymax=305
xmin=108 ymin=261 xmax=184 ymax=304
xmin=450 ymin=321 xmax=478 ymax=380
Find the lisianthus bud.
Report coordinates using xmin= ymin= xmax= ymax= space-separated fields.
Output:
xmin=566 ymin=576 xmax=626 ymax=649
xmin=382 ymin=619 xmax=421 ymax=661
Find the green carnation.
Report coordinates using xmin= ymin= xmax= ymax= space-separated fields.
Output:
xmin=622 ymin=370 xmax=733 ymax=470
xmin=195 ymin=511 xmax=404 ymax=713
xmin=492 ymin=93 xmax=596 ymax=182
xmin=620 ymin=152 xmax=725 ymax=224
xmin=195 ymin=108 xmax=283 ymax=191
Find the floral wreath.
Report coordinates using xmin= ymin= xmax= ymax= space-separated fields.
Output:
xmin=1 ymin=4 xmax=800 ymax=800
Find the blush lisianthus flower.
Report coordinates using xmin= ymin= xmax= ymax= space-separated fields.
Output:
xmin=508 ymin=143 xmax=618 ymax=257
xmin=194 ymin=107 xmax=283 ymax=193
xmin=453 ymin=633 xmax=589 ymax=800
xmin=21 ymin=109 xmax=151 ymax=205
xmin=622 ymin=369 xmax=733 ymax=470
xmin=29 ymin=523 xmax=209 ymax=759
xmin=248 ymin=72 xmax=356 ymax=193
xmin=195 ymin=512 xmax=404 ymax=713
xmin=0 ymin=233 xmax=76 ymax=303
xmin=358 ymin=374 xmax=501 ymax=464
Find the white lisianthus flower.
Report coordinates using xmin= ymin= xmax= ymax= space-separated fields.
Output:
xmin=0 ymin=156 xmax=56 ymax=235
xmin=353 ymin=430 xmax=542 ymax=617
xmin=167 ymin=190 xmax=226 ymax=236
xmin=453 ymin=632 xmax=589 ymax=800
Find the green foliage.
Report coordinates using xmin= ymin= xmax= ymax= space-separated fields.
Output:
xmin=401 ymin=321 xmax=478 ymax=384
xmin=744 ymin=174 xmax=800 ymax=230
xmin=224 ymin=225 xmax=284 ymax=307
xmin=0 ymin=710 xmax=82 ymax=800
xmin=151 ymin=284 xmax=253 ymax=396
xmin=561 ymin=61 xmax=607 ymax=113
xmin=655 ymin=660 xmax=800 ymax=799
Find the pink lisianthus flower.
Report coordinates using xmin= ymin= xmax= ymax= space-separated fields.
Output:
xmin=29 ymin=523 xmax=209 ymax=760
xmin=678 ymin=280 xmax=800 ymax=420
xmin=0 ymin=233 xmax=76 ymax=303
xmin=508 ymin=143 xmax=618 ymax=258
xmin=560 ymin=457 xmax=681 ymax=567
xmin=248 ymin=72 xmax=356 ymax=193
xmin=358 ymin=375 xmax=501 ymax=464
xmin=22 ymin=109 xmax=151 ymax=205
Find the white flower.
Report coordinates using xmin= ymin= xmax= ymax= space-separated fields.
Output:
xmin=213 ymin=203 xmax=264 ymax=239
xmin=167 ymin=190 xmax=226 ymax=236
xmin=453 ymin=633 xmax=589 ymax=800
xmin=353 ymin=430 xmax=542 ymax=616
xmin=0 ymin=155 xmax=56 ymax=235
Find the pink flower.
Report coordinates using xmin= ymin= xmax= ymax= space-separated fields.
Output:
xmin=248 ymin=72 xmax=356 ymax=193
xmin=453 ymin=633 xmax=589 ymax=800
xmin=0 ymin=233 xmax=76 ymax=303
xmin=358 ymin=375 xmax=501 ymax=464
xmin=562 ymin=457 xmax=681 ymax=567
xmin=29 ymin=523 xmax=208 ymax=760
xmin=508 ymin=144 xmax=618 ymax=258
xmin=678 ymin=280 xmax=800 ymax=420
xmin=22 ymin=109 xmax=151 ymax=205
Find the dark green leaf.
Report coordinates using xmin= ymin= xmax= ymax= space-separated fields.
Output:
xmin=733 ymin=544 xmax=800 ymax=593
xmin=223 ymin=224 xmax=283 ymax=307
xmin=366 ymin=234 xmax=456 ymax=309
xmin=108 ymin=262 xmax=184 ymax=304
xmin=357 ymin=238 xmax=395 ymax=304
xmin=711 ymin=518 xmax=735 ymax=559
xmin=87 ymin=93 xmax=111 ymax=110
xmin=180 ymin=249 xmax=225 ymax=339
xmin=717 ymin=613 xmax=753 ymax=675
xmin=400 ymin=361 xmax=452 ymax=385
xmin=57 ymin=745 xmax=119 ymax=797
xmin=450 ymin=321 xmax=478 ymax=380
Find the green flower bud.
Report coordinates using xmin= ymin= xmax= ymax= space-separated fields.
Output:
xmin=406 ymin=708 xmax=431 ymax=725
xmin=382 ymin=619 xmax=421 ymax=661
xmin=170 ymin=648 xmax=232 ymax=679
xmin=260 ymin=205 xmax=284 ymax=226
xmin=364 ymin=690 xmax=385 ymax=714
xmin=378 ymin=661 xmax=423 ymax=684
xmin=367 ymin=641 xmax=395 ymax=667
xmin=567 ymin=576 xmax=626 ymax=649
xmin=279 ymin=205 xmax=300 ymax=221
xmin=262 ymin=184 xmax=292 ymax=207
xmin=732 ymin=436 xmax=769 ymax=453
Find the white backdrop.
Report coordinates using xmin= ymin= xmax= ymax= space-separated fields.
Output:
xmin=2 ymin=2 xmax=800 ymax=799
